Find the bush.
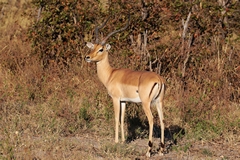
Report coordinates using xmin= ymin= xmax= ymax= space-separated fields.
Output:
xmin=28 ymin=0 xmax=240 ymax=140
xmin=29 ymin=0 xmax=103 ymax=68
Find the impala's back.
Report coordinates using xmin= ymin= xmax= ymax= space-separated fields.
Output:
xmin=106 ymin=68 xmax=164 ymax=103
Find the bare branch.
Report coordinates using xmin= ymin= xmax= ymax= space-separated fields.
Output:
xmin=141 ymin=0 xmax=148 ymax=20
xmin=182 ymin=12 xmax=191 ymax=39
xmin=143 ymin=30 xmax=149 ymax=57
xmin=182 ymin=33 xmax=193 ymax=77
xmin=37 ymin=6 xmax=42 ymax=21
xmin=181 ymin=12 xmax=191 ymax=56
xmin=73 ymin=14 xmax=77 ymax=24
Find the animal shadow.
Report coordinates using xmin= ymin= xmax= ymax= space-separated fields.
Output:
xmin=126 ymin=116 xmax=185 ymax=153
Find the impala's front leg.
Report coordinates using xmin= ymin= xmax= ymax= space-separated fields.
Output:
xmin=113 ymin=98 xmax=120 ymax=143
xmin=120 ymin=102 xmax=126 ymax=142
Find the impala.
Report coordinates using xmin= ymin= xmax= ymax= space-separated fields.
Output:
xmin=85 ymin=16 xmax=166 ymax=157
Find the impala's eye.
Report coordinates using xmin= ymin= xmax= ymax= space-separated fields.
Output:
xmin=98 ymin=48 xmax=104 ymax=52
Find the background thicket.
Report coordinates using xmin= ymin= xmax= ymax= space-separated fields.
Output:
xmin=0 ymin=0 xmax=239 ymax=159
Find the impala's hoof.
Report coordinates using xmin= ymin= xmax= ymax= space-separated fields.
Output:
xmin=159 ymin=151 xmax=164 ymax=156
xmin=146 ymin=141 xmax=153 ymax=157
xmin=146 ymin=151 xmax=151 ymax=157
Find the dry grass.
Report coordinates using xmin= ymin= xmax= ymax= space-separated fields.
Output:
xmin=0 ymin=0 xmax=240 ymax=159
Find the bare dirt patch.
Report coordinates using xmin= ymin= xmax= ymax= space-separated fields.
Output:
xmin=10 ymin=133 xmax=240 ymax=159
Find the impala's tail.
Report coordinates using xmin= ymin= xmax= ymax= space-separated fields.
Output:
xmin=149 ymin=81 xmax=165 ymax=103
xmin=159 ymin=83 xmax=165 ymax=101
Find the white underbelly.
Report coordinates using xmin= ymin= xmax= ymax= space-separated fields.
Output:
xmin=120 ymin=96 xmax=141 ymax=103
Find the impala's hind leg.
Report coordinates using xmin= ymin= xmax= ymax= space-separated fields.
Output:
xmin=156 ymin=100 xmax=165 ymax=155
xmin=142 ymin=101 xmax=154 ymax=157
xmin=156 ymin=84 xmax=165 ymax=155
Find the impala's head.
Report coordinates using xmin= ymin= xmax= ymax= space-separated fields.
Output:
xmin=85 ymin=15 xmax=130 ymax=63
xmin=85 ymin=42 xmax=111 ymax=63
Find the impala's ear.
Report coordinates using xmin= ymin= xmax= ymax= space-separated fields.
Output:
xmin=105 ymin=43 xmax=111 ymax=50
xmin=86 ymin=42 xmax=94 ymax=49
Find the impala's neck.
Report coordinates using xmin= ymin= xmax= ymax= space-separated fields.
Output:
xmin=96 ymin=52 xmax=113 ymax=86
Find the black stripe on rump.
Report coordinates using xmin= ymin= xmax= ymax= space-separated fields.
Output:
xmin=149 ymin=83 xmax=163 ymax=100
xmin=149 ymin=83 xmax=158 ymax=98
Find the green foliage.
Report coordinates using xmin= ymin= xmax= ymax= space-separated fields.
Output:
xmin=79 ymin=99 xmax=91 ymax=122
xmin=104 ymin=103 xmax=113 ymax=121
xmin=29 ymin=0 xmax=102 ymax=67
xmin=201 ymin=148 xmax=213 ymax=156
xmin=79 ymin=107 xmax=88 ymax=121
xmin=103 ymin=142 xmax=140 ymax=157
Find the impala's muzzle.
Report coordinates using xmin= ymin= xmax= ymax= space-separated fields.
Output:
xmin=85 ymin=55 xmax=91 ymax=62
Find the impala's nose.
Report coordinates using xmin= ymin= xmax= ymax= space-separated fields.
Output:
xmin=85 ymin=55 xmax=91 ymax=62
